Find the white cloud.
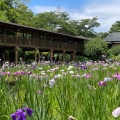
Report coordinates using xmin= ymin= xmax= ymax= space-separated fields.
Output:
xmin=29 ymin=0 xmax=120 ymax=32
xmin=69 ymin=0 xmax=120 ymax=32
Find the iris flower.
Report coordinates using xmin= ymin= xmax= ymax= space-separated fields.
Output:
xmin=104 ymin=77 xmax=112 ymax=82
xmin=80 ymin=65 xmax=87 ymax=70
xmin=98 ymin=81 xmax=106 ymax=86
xmin=11 ymin=107 xmax=33 ymax=120
xmin=68 ymin=115 xmax=76 ymax=120
xmin=112 ymin=107 xmax=120 ymax=117
xmin=49 ymin=79 xmax=55 ymax=88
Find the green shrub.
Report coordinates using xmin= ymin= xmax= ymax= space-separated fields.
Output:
xmin=77 ymin=55 xmax=90 ymax=61
xmin=84 ymin=37 xmax=108 ymax=60
xmin=110 ymin=54 xmax=120 ymax=62
xmin=108 ymin=45 xmax=120 ymax=56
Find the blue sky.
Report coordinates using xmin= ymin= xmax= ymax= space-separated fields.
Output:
xmin=26 ymin=0 xmax=120 ymax=33
xmin=27 ymin=0 xmax=90 ymax=10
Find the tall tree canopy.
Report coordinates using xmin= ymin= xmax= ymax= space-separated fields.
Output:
xmin=0 ymin=0 xmax=30 ymax=22
xmin=0 ymin=0 xmax=101 ymax=38
xmin=33 ymin=11 xmax=100 ymax=37
xmin=0 ymin=11 xmax=8 ymax=21
xmin=110 ymin=21 xmax=120 ymax=32
xmin=97 ymin=32 xmax=109 ymax=39
xmin=33 ymin=11 xmax=59 ymax=31
xmin=15 ymin=3 xmax=34 ymax=26
xmin=75 ymin=17 xmax=100 ymax=37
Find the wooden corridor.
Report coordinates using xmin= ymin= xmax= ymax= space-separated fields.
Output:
xmin=0 ymin=21 xmax=89 ymax=65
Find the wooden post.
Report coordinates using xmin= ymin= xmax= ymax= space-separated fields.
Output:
xmin=15 ymin=29 xmax=17 ymax=45
xmin=63 ymin=50 xmax=66 ymax=63
xmin=38 ymin=49 xmax=41 ymax=62
xmin=15 ymin=46 xmax=19 ymax=66
xmin=23 ymin=49 xmax=25 ymax=62
xmin=50 ymin=49 xmax=53 ymax=64
xmin=2 ymin=49 xmax=5 ymax=64
xmin=34 ymin=48 xmax=37 ymax=62
xmin=73 ymin=51 xmax=76 ymax=61
xmin=3 ymin=28 xmax=6 ymax=43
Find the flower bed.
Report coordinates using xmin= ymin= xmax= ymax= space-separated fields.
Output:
xmin=0 ymin=61 xmax=120 ymax=120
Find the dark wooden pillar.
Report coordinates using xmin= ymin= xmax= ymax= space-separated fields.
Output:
xmin=23 ymin=31 xmax=24 ymax=38
xmin=15 ymin=46 xmax=19 ymax=66
xmin=73 ymin=51 xmax=76 ymax=61
xmin=22 ymin=30 xmax=24 ymax=44
xmin=15 ymin=29 xmax=17 ymax=44
xmin=38 ymin=49 xmax=41 ymax=62
xmin=50 ymin=49 xmax=53 ymax=64
xmin=23 ymin=49 xmax=25 ymax=62
xmin=63 ymin=50 xmax=66 ymax=63
xmin=2 ymin=49 xmax=5 ymax=64
xmin=3 ymin=28 xmax=6 ymax=43
xmin=34 ymin=48 xmax=37 ymax=62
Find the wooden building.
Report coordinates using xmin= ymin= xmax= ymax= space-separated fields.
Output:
xmin=0 ymin=21 xmax=88 ymax=65
xmin=104 ymin=32 xmax=120 ymax=47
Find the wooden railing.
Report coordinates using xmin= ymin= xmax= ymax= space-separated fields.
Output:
xmin=0 ymin=34 xmax=81 ymax=51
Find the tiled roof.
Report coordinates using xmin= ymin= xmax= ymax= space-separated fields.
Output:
xmin=104 ymin=32 xmax=120 ymax=42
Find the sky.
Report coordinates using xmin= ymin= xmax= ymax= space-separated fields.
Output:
xmin=26 ymin=0 xmax=120 ymax=33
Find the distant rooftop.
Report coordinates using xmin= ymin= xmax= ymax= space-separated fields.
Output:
xmin=104 ymin=32 xmax=120 ymax=42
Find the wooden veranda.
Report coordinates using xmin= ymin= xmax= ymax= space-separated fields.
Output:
xmin=0 ymin=21 xmax=88 ymax=65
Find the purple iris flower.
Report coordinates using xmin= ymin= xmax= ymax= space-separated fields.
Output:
xmin=11 ymin=109 xmax=26 ymax=120
xmin=7 ymin=72 xmax=11 ymax=76
xmin=80 ymin=65 xmax=87 ymax=70
xmin=113 ymin=73 xmax=120 ymax=80
xmin=32 ymin=65 xmax=36 ymax=70
xmin=20 ymin=71 xmax=26 ymax=75
xmin=1 ymin=72 xmax=6 ymax=76
xmin=74 ymin=63 xmax=79 ymax=67
xmin=11 ymin=114 xmax=16 ymax=120
xmin=12 ymin=72 xmax=19 ymax=76
xmin=10 ymin=107 xmax=33 ymax=120
xmin=28 ymin=72 xmax=32 ymax=75
xmin=22 ymin=107 xmax=33 ymax=116
xmin=98 ymin=81 xmax=106 ymax=86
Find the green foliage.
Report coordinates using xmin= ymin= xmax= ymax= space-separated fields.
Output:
xmin=84 ymin=37 xmax=108 ymax=60
xmin=33 ymin=11 xmax=59 ymax=31
xmin=57 ymin=16 xmax=100 ymax=37
xmin=77 ymin=55 xmax=90 ymax=61
xmin=96 ymin=32 xmax=109 ymax=39
xmin=110 ymin=21 xmax=120 ymax=32
xmin=76 ymin=17 xmax=100 ymax=37
xmin=0 ymin=11 xmax=8 ymax=21
xmin=15 ymin=3 xmax=34 ymax=26
xmin=108 ymin=45 xmax=120 ymax=56
xmin=32 ymin=11 xmax=100 ymax=37
xmin=0 ymin=0 xmax=101 ymax=37
xmin=0 ymin=0 xmax=32 ymax=23
xmin=109 ymin=54 xmax=120 ymax=62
